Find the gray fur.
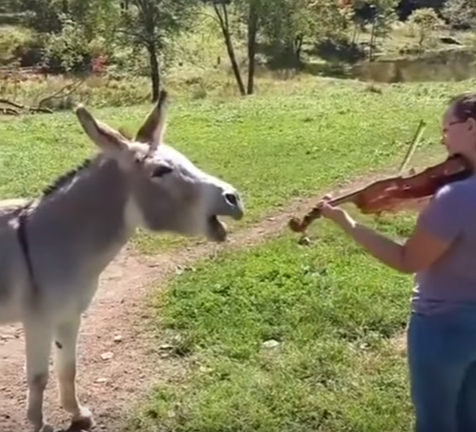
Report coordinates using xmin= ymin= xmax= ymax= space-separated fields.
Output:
xmin=0 ymin=90 xmax=244 ymax=432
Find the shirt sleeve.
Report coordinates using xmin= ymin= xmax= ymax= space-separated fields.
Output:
xmin=415 ymin=183 xmax=464 ymax=242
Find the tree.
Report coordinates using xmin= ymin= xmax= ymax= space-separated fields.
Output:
xmin=407 ymin=7 xmax=446 ymax=51
xmin=351 ymin=0 xmax=399 ymax=60
xmin=205 ymin=0 xmax=246 ymax=95
xmin=442 ymin=0 xmax=476 ymax=30
xmin=12 ymin=0 xmax=118 ymax=72
xmin=117 ymin=0 xmax=198 ymax=101
xmin=206 ymin=0 xmax=317 ymax=96
xmin=261 ymin=0 xmax=333 ymax=67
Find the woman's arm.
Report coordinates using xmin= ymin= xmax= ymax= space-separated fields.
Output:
xmin=332 ymin=211 xmax=453 ymax=274
xmin=320 ymin=184 xmax=463 ymax=274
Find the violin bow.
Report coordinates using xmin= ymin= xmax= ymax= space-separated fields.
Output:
xmin=397 ymin=119 xmax=426 ymax=176
xmin=376 ymin=119 xmax=426 ymax=215
xmin=369 ymin=120 xmax=426 ymax=219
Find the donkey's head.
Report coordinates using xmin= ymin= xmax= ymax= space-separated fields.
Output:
xmin=75 ymin=91 xmax=244 ymax=242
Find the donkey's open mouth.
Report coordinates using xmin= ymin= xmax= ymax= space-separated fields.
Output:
xmin=207 ymin=215 xmax=228 ymax=242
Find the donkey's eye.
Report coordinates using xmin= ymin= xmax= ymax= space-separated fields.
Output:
xmin=151 ymin=165 xmax=173 ymax=178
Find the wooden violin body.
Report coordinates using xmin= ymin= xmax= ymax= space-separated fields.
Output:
xmin=288 ymin=154 xmax=473 ymax=234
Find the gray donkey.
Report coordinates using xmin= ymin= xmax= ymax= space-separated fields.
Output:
xmin=0 ymin=90 xmax=244 ymax=432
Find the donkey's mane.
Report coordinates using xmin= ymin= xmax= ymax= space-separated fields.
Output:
xmin=41 ymin=125 xmax=131 ymax=199
xmin=41 ymin=158 xmax=94 ymax=198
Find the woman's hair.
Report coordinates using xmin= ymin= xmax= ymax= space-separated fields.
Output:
xmin=449 ymin=93 xmax=476 ymax=121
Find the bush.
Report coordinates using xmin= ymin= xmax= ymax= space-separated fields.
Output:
xmin=13 ymin=37 xmax=46 ymax=67
xmin=0 ymin=26 xmax=35 ymax=64
xmin=43 ymin=18 xmax=108 ymax=74
xmin=405 ymin=7 xmax=446 ymax=51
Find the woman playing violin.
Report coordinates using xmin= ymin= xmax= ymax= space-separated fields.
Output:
xmin=319 ymin=92 xmax=476 ymax=432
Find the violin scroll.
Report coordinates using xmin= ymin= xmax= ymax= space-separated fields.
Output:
xmin=288 ymin=205 xmax=323 ymax=233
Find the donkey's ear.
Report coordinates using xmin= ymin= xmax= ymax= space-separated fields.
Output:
xmin=75 ymin=105 xmax=130 ymax=157
xmin=135 ymin=90 xmax=168 ymax=152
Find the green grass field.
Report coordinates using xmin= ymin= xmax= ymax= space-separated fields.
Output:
xmin=129 ymin=214 xmax=417 ymax=432
xmin=111 ymin=78 xmax=476 ymax=431
xmin=0 ymin=78 xmax=471 ymax=253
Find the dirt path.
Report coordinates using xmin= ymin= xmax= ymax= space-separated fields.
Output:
xmin=0 ymin=164 xmax=424 ymax=432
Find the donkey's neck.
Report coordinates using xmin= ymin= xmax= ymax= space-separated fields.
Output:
xmin=27 ymin=155 xmax=138 ymax=278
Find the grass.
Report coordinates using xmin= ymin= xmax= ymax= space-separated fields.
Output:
xmin=116 ymin=79 xmax=475 ymax=431
xmin=128 ymin=211 xmax=417 ymax=432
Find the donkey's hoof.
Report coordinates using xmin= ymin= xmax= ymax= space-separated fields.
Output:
xmin=70 ymin=408 xmax=95 ymax=431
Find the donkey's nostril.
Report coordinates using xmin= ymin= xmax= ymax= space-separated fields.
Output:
xmin=224 ymin=192 xmax=238 ymax=207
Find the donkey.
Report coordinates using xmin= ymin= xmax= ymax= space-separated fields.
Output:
xmin=0 ymin=90 xmax=244 ymax=432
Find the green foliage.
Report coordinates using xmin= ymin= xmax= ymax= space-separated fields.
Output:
xmin=4 ymin=0 xmax=118 ymax=72
xmin=442 ymin=0 xmax=476 ymax=30
xmin=17 ymin=0 xmax=63 ymax=33
xmin=13 ymin=0 xmax=118 ymax=36
xmin=0 ymin=25 xmax=33 ymax=63
xmin=310 ymin=0 xmax=353 ymax=35
xmin=117 ymin=0 xmax=199 ymax=54
xmin=406 ymin=7 xmax=446 ymax=50
xmin=368 ymin=0 xmax=399 ymax=38
xmin=115 ymin=0 xmax=201 ymax=99
xmin=2 ymin=0 xmax=474 ymax=93
xmin=0 ymin=12 xmax=30 ymax=26
xmin=0 ymin=0 xmax=21 ymax=13
xmin=45 ymin=17 xmax=94 ymax=72
xmin=65 ymin=0 xmax=119 ymax=41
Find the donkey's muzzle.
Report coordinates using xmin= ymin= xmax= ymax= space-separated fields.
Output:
xmin=221 ymin=191 xmax=244 ymax=220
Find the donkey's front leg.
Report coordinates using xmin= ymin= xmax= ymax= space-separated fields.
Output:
xmin=54 ymin=313 xmax=94 ymax=430
xmin=24 ymin=319 xmax=54 ymax=432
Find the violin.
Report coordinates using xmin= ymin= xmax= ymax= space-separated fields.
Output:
xmin=288 ymin=121 xmax=474 ymax=237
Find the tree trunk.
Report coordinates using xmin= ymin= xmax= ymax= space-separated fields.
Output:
xmin=352 ymin=23 xmax=359 ymax=44
xmin=214 ymin=4 xmax=246 ymax=96
xmin=147 ymin=43 xmax=160 ymax=102
xmin=294 ymin=34 xmax=304 ymax=67
xmin=369 ymin=21 xmax=376 ymax=62
xmin=246 ymin=3 xmax=259 ymax=95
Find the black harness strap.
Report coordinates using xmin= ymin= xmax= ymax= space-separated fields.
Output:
xmin=17 ymin=203 xmax=39 ymax=294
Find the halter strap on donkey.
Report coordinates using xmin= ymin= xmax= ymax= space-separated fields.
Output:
xmin=17 ymin=201 xmax=39 ymax=294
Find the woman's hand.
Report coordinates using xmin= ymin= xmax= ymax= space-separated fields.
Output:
xmin=319 ymin=194 xmax=352 ymax=226
xmin=317 ymin=193 xmax=409 ymax=272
